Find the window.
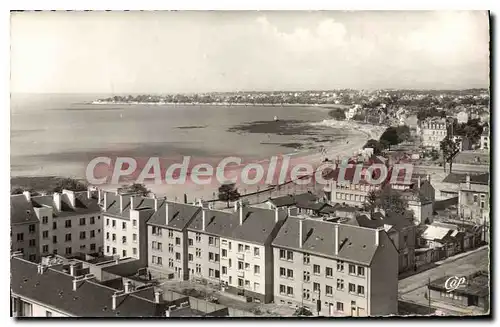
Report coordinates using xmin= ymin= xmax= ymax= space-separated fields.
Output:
xmin=16 ymin=233 xmax=24 ymax=241
xmin=169 ymin=244 xmax=174 ymax=253
xmin=245 ymin=245 xmax=250 ymax=252
xmin=112 ymin=247 xmax=116 ymax=254
xmin=215 ymin=270 xmax=220 ymax=278
xmin=112 ymin=234 xmax=116 ymax=241
xmin=195 ymin=233 xmax=201 ymax=242
xmin=287 ymin=251 xmax=293 ymax=261
xmin=238 ymin=261 xmax=244 ymax=270
xmin=106 ymin=232 xmax=110 ymax=240
xmin=358 ymin=285 xmax=365 ymax=296
xmin=303 ymin=289 xmax=311 ymax=300
xmin=326 ymin=267 xmax=333 ymax=278
xmin=90 ymin=216 xmax=95 ymax=224
xmin=196 ymin=264 xmax=201 ymax=274
xmin=336 ymin=302 xmax=344 ymax=312
xmin=175 ymin=237 xmax=181 ymax=246
xmin=473 ymin=194 xmax=478 ymax=203
xmin=65 ymin=233 xmax=72 ymax=242
xmin=280 ymin=267 xmax=286 ymax=277
xmin=209 ymin=237 xmax=214 ymax=246
xmin=238 ymin=244 xmax=244 ymax=252
xmin=122 ymin=236 xmax=127 ymax=244
xmin=287 ymin=269 xmax=294 ymax=279
xmin=245 ymin=263 xmax=250 ymax=270
xmin=222 ymin=249 xmax=228 ymax=257
xmin=133 ymin=219 xmax=137 ymax=228
xmin=121 ymin=222 xmax=126 ymax=230
xmin=215 ymin=253 xmax=220 ymax=262
xmin=228 ymin=241 xmax=232 ymax=250
xmin=254 ymin=282 xmax=260 ymax=292
xmin=157 ymin=257 xmax=162 ymax=266
xmin=245 ymin=280 xmax=250 ymax=287
xmin=251 ymin=247 xmax=260 ymax=257
xmin=287 ymin=286 xmax=294 ymax=296
xmin=122 ymin=250 xmax=127 ymax=257
xmin=52 ymin=222 xmax=57 ymax=230
xmin=349 ymin=264 xmax=356 ymax=275
xmin=133 ymin=248 xmax=137 ymax=255
xmin=42 ymin=216 xmax=48 ymax=224
xmin=65 ymin=247 xmax=72 ymax=255
xmin=168 ymin=230 xmax=173 ymax=238
xmin=358 ymin=267 xmax=365 ymax=277
xmin=169 ymin=259 xmax=174 ymax=268
xmin=188 ymin=238 xmax=193 ymax=246
xmin=79 ymin=218 xmax=86 ymax=226
xmin=52 ymin=235 xmax=57 ymax=244
xmin=106 ymin=218 xmax=109 ymax=226
xmin=238 ymin=278 xmax=244 ymax=287
xmin=175 ymin=252 xmax=181 ymax=261
xmin=254 ymin=265 xmax=260 ymax=275
xmin=280 ymin=284 xmax=286 ymax=294
xmin=313 ymin=264 xmax=320 ymax=275
xmin=337 ymin=261 xmax=344 ymax=272
xmin=313 ymin=282 xmax=320 ymax=293
xmin=303 ymin=271 xmax=310 ymax=282
xmin=80 ymin=231 xmax=86 ymax=240
xmin=106 ymin=246 xmax=110 ymax=253
xmin=42 ymin=245 xmax=49 ymax=253
xmin=90 ymin=230 xmax=95 ymax=238
xmin=209 ymin=252 xmax=215 ymax=261
xmin=222 ymin=266 xmax=227 ymax=275
xmin=133 ymin=234 xmax=137 ymax=242
xmin=90 ymin=243 xmax=96 ymax=251
xmin=65 ymin=220 xmax=72 ymax=228
xmin=326 ymin=285 xmax=333 ymax=296
xmin=279 ymin=249 xmax=286 ymax=259
xmin=337 ymin=279 xmax=344 ymax=290
xmin=152 ymin=256 xmax=157 ymax=264
xmin=303 ymin=254 xmax=310 ymax=265
xmin=349 ymin=283 xmax=356 ymax=293
xmin=196 ymin=248 xmax=201 ymax=258
xmin=42 ymin=231 xmax=49 ymax=239
xmin=228 ymin=259 xmax=232 ymax=268
xmin=112 ymin=220 xmax=116 ymax=228
xmin=29 ymin=239 xmax=36 ymax=247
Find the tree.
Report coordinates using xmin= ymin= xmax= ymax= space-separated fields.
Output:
xmin=52 ymin=178 xmax=88 ymax=193
xmin=118 ymin=183 xmax=150 ymax=196
xmin=363 ymin=190 xmax=379 ymax=219
xmin=440 ymin=137 xmax=461 ymax=173
xmin=395 ymin=125 xmax=411 ymax=143
xmin=328 ymin=108 xmax=346 ymax=121
xmin=363 ymin=186 xmax=410 ymax=219
xmin=217 ymin=182 xmax=241 ymax=208
xmin=379 ymin=127 xmax=400 ymax=150
xmin=363 ymin=139 xmax=384 ymax=156
xmin=11 ymin=187 xmax=24 ymax=195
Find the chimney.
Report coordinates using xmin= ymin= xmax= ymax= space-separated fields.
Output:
xmin=427 ymin=174 xmax=431 ymax=183
xmin=104 ymin=192 xmax=108 ymax=211
xmin=184 ymin=193 xmax=187 ymax=204
xmin=98 ymin=188 xmax=102 ymax=203
xmin=275 ymin=207 xmax=279 ymax=223
xmin=334 ymin=224 xmax=339 ymax=255
xmin=166 ymin=202 xmax=170 ymax=225
xmin=299 ymin=219 xmax=304 ymax=248
xmin=112 ymin=294 xmax=118 ymax=310
xmin=202 ymin=208 xmax=206 ymax=231
xmin=239 ymin=201 xmax=244 ymax=226
xmin=130 ymin=197 xmax=135 ymax=210
xmin=165 ymin=309 xmax=171 ymax=317
xmin=87 ymin=187 xmax=92 ymax=199
xmin=154 ymin=198 xmax=158 ymax=211
xmin=417 ymin=176 xmax=421 ymax=189
xmin=124 ymin=281 xmax=131 ymax=293
xmin=375 ymin=227 xmax=384 ymax=246
xmin=23 ymin=190 xmax=31 ymax=202
xmin=119 ymin=195 xmax=124 ymax=212
xmin=72 ymin=278 xmax=79 ymax=291
xmin=69 ymin=263 xmax=76 ymax=276
xmin=154 ymin=290 xmax=162 ymax=303
xmin=466 ymin=174 xmax=471 ymax=189
xmin=53 ymin=192 xmax=61 ymax=211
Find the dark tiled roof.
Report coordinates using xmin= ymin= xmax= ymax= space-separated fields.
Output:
xmin=442 ymin=173 xmax=490 ymax=185
xmin=147 ymin=200 xmax=200 ymax=231
xmin=353 ymin=212 xmax=414 ymax=231
xmin=296 ymin=201 xmax=332 ymax=212
xmin=187 ymin=209 xmax=240 ymax=239
xmin=103 ymin=193 xmax=156 ymax=221
xmin=30 ymin=192 xmax=100 ymax=218
xmin=268 ymin=192 xmax=317 ymax=208
xmin=11 ymin=195 xmax=38 ymax=225
xmin=11 ymin=257 xmax=166 ymax=317
xmin=230 ymin=207 xmax=285 ymax=245
xmin=272 ymin=217 xmax=389 ymax=265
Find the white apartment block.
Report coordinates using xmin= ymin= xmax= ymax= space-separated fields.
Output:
xmin=420 ymin=118 xmax=447 ymax=148
xmin=272 ymin=217 xmax=399 ymax=316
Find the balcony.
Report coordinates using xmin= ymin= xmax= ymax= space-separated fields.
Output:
xmin=236 ymin=253 xmax=245 ymax=260
xmin=237 ymin=270 xmax=245 ymax=278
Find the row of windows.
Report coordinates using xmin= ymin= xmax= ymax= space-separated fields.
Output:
xmin=42 ymin=230 xmax=99 ymax=243
xmin=15 ymin=237 xmax=37 ymax=246
xmin=42 ymin=216 xmax=100 ymax=225
xmin=106 ymin=233 xmax=137 ymax=244
xmin=236 ymin=278 xmax=260 ymax=291
xmin=336 ymin=193 xmax=366 ymax=202
xmin=106 ymin=218 xmax=137 ymax=229
xmin=42 ymin=243 xmax=97 ymax=253
xmin=281 ymin=282 xmax=365 ymax=298
xmin=106 ymin=246 xmax=137 ymax=257
xmin=335 ymin=183 xmax=378 ymax=192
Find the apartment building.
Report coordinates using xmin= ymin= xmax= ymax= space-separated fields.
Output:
xmin=11 ymin=192 xmax=40 ymax=262
xmin=32 ymin=190 xmax=102 ymax=257
xmin=480 ymin=127 xmax=489 ymax=150
xmin=346 ymin=211 xmax=416 ymax=273
xmin=458 ymin=174 xmax=489 ymax=242
xmin=102 ymin=192 xmax=156 ymax=264
xmin=10 ymin=253 xmax=172 ymax=317
xmin=219 ymin=204 xmax=288 ymax=303
xmin=272 ymin=217 xmax=399 ymax=316
xmin=146 ymin=199 xmax=201 ymax=280
xmin=185 ymin=206 xmax=239 ymax=286
xmin=325 ymin=180 xmax=383 ymax=208
xmin=420 ymin=118 xmax=447 ymax=148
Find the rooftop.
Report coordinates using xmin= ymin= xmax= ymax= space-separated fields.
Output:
xmin=147 ymin=200 xmax=200 ymax=231
xmin=442 ymin=173 xmax=489 ymax=185
xmin=429 ymin=271 xmax=489 ymax=298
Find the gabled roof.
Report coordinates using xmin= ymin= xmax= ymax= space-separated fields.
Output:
xmin=230 ymin=207 xmax=285 ymax=245
xmin=147 ymin=200 xmax=200 ymax=231
xmin=11 ymin=256 xmax=166 ymax=317
xmin=268 ymin=192 xmax=317 ymax=208
xmin=272 ymin=217 xmax=390 ymax=265
xmin=352 ymin=211 xmax=414 ymax=231
xmin=442 ymin=173 xmax=489 ymax=185
xmin=187 ymin=209 xmax=240 ymax=239
xmin=102 ymin=193 xmax=156 ymax=220
xmin=11 ymin=194 xmax=39 ymax=225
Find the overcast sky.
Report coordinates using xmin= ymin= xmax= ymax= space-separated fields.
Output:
xmin=11 ymin=11 xmax=489 ymax=94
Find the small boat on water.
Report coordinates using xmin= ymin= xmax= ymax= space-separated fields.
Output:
xmin=274 ymin=115 xmax=279 ymax=122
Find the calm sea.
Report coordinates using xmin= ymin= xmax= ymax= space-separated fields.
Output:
xmin=10 ymin=93 xmax=345 ymax=178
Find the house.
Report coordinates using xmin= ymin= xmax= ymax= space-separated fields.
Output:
xmin=419 ymin=224 xmax=464 ymax=258
xmin=344 ymin=211 xmax=416 ymax=273
xmin=480 ymin=127 xmax=489 ymax=151
xmin=271 ymin=217 xmax=399 ymax=316
xmin=420 ymin=117 xmax=447 ymax=149
xmin=427 ymin=271 xmax=489 ymax=314
xmin=456 ymin=111 xmax=469 ymax=124
xmin=440 ymin=172 xmax=489 ymax=199
xmin=458 ymin=174 xmax=489 ymax=242
xmin=452 ymin=135 xmax=473 ymax=151
xmin=11 ymin=192 xmax=40 ymax=262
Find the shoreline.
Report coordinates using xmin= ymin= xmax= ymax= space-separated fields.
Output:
xmin=87 ymin=101 xmax=348 ymax=109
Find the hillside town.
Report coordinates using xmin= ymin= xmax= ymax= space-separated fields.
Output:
xmin=11 ymin=91 xmax=490 ymax=316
